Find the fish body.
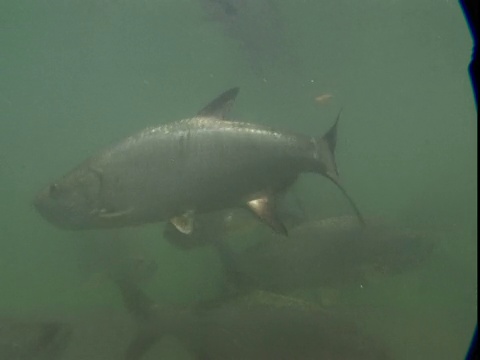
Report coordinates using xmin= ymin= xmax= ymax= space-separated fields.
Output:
xmin=115 ymin=276 xmax=389 ymax=360
xmin=198 ymin=0 xmax=294 ymax=75
xmin=235 ymin=216 xmax=436 ymax=291
xmin=34 ymin=88 xmax=362 ymax=234
xmin=164 ymin=212 xmax=435 ymax=292
xmin=0 ymin=319 xmax=71 ymax=360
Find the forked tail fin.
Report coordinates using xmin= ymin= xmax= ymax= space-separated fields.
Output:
xmin=314 ymin=110 xmax=365 ymax=226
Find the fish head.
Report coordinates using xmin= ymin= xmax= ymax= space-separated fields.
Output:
xmin=34 ymin=165 xmax=102 ymax=229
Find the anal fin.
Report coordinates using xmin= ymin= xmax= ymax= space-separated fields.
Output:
xmin=247 ymin=195 xmax=288 ymax=236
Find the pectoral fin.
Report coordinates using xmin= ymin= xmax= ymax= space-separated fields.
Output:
xmin=170 ymin=211 xmax=195 ymax=235
xmin=247 ymin=196 xmax=288 ymax=236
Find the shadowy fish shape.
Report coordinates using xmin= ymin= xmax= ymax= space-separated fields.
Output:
xmin=34 ymin=87 xmax=363 ymax=237
xmin=113 ymin=273 xmax=390 ymax=360
xmin=198 ymin=0 xmax=295 ymax=76
xmin=233 ymin=215 xmax=437 ymax=292
xmin=0 ymin=318 xmax=72 ymax=360
xmin=163 ymin=212 xmax=436 ymax=293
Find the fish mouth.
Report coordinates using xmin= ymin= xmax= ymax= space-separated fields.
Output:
xmin=32 ymin=188 xmax=74 ymax=229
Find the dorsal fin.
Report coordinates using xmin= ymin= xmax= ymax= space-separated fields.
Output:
xmin=196 ymin=87 xmax=240 ymax=119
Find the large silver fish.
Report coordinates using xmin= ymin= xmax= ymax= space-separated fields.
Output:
xmin=34 ymin=87 xmax=363 ymax=235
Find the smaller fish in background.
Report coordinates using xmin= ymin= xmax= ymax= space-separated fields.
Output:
xmin=225 ymin=215 xmax=437 ymax=294
xmin=315 ymin=93 xmax=334 ymax=105
xmin=197 ymin=0 xmax=297 ymax=76
xmin=113 ymin=273 xmax=390 ymax=360
xmin=0 ymin=319 xmax=72 ymax=360
xmin=163 ymin=193 xmax=307 ymax=288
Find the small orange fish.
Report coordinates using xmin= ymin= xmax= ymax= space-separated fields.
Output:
xmin=315 ymin=93 xmax=333 ymax=105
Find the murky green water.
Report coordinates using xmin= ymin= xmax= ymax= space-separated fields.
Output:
xmin=0 ymin=0 xmax=476 ymax=359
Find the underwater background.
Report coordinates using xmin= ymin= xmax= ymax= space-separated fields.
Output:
xmin=0 ymin=0 xmax=476 ymax=359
